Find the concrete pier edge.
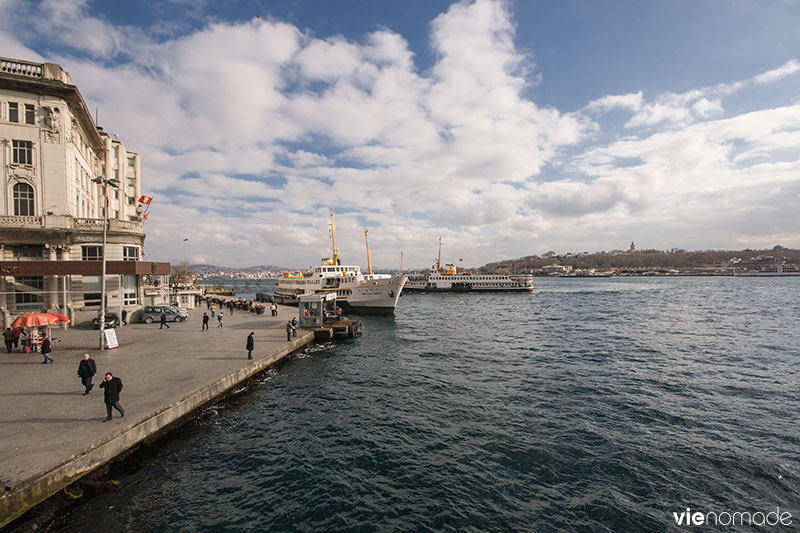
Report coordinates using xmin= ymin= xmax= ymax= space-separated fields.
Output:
xmin=0 ymin=332 xmax=314 ymax=528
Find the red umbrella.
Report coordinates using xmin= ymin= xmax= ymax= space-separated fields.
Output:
xmin=12 ymin=312 xmax=70 ymax=328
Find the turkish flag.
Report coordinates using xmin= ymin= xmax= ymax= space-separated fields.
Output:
xmin=138 ymin=195 xmax=153 ymax=205
xmin=459 ymin=258 xmax=463 ymax=261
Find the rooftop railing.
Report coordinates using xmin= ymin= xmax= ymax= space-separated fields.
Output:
xmin=0 ymin=57 xmax=43 ymax=78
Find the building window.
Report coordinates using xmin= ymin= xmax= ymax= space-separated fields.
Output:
xmin=82 ymin=246 xmax=103 ymax=261
xmin=123 ymin=275 xmax=138 ymax=305
xmin=127 ymin=196 xmax=135 ymax=205
xmin=12 ymin=140 xmax=32 ymax=165
xmin=8 ymin=102 xmax=18 ymax=122
xmin=12 ymin=183 xmax=35 ymax=216
xmin=127 ymin=156 xmax=136 ymax=167
xmin=127 ymin=178 xmax=136 ymax=188
xmin=83 ymin=275 xmax=101 ymax=307
xmin=14 ymin=276 xmax=44 ymax=310
xmin=24 ymin=104 xmax=34 ymax=125
xmin=123 ymin=247 xmax=139 ymax=261
xmin=12 ymin=245 xmax=43 ymax=261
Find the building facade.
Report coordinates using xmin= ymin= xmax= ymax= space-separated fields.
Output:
xmin=0 ymin=57 xmax=169 ymax=327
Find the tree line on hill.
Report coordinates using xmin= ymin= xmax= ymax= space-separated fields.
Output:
xmin=477 ymin=246 xmax=800 ymax=273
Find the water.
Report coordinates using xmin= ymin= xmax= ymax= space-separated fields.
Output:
xmin=49 ymin=277 xmax=799 ymax=531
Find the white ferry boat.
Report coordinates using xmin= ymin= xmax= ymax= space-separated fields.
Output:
xmin=404 ymin=238 xmax=534 ymax=292
xmin=737 ymin=264 xmax=800 ymax=276
xmin=273 ymin=213 xmax=407 ymax=315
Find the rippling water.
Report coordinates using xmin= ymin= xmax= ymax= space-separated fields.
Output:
xmin=50 ymin=277 xmax=799 ymax=532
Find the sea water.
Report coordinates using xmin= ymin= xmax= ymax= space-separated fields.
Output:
xmin=49 ymin=277 xmax=799 ymax=532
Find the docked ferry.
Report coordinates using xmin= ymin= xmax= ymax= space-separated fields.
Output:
xmin=404 ymin=238 xmax=534 ymax=292
xmin=273 ymin=213 xmax=407 ymax=315
xmin=737 ymin=263 xmax=800 ymax=276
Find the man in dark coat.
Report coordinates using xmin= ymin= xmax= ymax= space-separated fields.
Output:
xmin=160 ymin=311 xmax=170 ymax=329
xmin=202 ymin=312 xmax=209 ymax=331
xmin=286 ymin=320 xmax=292 ymax=342
xmin=246 ymin=332 xmax=254 ymax=359
xmin=99 ymin=372 xmax=125 ymax=421
xmin=3 ymin=328 xmax=13 ymax=353
xmin=40 ymin=336 xmax=53 ymax=364
xmin=77 ymin=353 xmax=97 ymax=395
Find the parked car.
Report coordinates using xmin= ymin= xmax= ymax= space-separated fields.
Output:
xmin=141 ymin=305 xmax=188 ymax=323
xmin=92 ymin=312 xmax=120 ymax=330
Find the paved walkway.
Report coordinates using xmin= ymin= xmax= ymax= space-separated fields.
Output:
xmin=0 ymin=304 xmax=311 ymax=526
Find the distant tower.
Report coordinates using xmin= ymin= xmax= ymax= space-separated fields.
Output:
xmin=629 ymin=241 xmax=636 ymax=252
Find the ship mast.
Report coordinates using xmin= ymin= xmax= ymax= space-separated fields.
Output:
xmin=436 ymin=236 xmax=442 ymax=271
xmin=328 ymin=209 xmax=339 ymax=265
xmin=400 ymin=251 xmax=403 ymax=275
xmin=364 ymin=227 xmax=373 ymax=275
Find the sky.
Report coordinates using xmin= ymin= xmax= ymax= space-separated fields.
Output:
xmin=2 ymin=0 xmax=800 ymax=269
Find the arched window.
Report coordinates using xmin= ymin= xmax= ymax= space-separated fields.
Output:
xmin=13 ymin=182 xmax=34 ymax=216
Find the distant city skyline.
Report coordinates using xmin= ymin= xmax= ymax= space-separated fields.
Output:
xmin=3 ymin=0 xmax=799 ymax=268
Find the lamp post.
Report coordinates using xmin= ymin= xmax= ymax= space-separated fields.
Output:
xmin=92 ymin=176 xmax=119 ymax=350
xmin=183 ymin=238 xmax=189 ymax=282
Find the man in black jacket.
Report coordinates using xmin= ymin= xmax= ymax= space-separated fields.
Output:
xmin=246 ymin=331 xmax=254 ymax=359
xmin=77 ymin=353 xmax=97 ymax=395
xmin=99 ymin=372 xmax=125 ymax=421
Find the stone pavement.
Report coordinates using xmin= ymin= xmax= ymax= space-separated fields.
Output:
xmin=0 ymin=304 xmax=312 ymax=526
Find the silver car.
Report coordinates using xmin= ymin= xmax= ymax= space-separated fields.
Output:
xmin=141 ymin=305 xmax=188 ymax=324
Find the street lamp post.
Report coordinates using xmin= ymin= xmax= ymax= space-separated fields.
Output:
xmin=92 ymin=176 xmax=119 ymax=350
xmin=183 ymin=238 xmax=189 ymax=282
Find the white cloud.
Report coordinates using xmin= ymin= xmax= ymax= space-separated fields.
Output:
xmin=4 ymin=0 xmax=800 ymax=267
xmin=753 ymin=59 xmax=800 ymax=85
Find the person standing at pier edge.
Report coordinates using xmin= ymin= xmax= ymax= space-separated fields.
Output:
xmin=40 ymin=336 xmax=53 ymax=364
xmin=202 ymin=312 xmax=209 ymax=331
xmin=99 ymin=372 xmax=124 ymax=422
xmin=218 ymin=312 xmax=224 ymax=328
xmin=246 ymin=332 xmax=254 ymax=359
xmin=121 ymin=309 xmax=128 ymax=326
xmin=160 ymin=311 xmax=170 ymax=329
xmin=3 ymin=328 xmax=13 ymax=353
xmin=77 ymin=353 xmax=97 ymax=395
xmin=286 ymin=320 xmax=292 ymax=341
xmin=291 ymin=317 xmax=298 ymax=337
xmin=270 ymin=303 xmax=278 ymax=316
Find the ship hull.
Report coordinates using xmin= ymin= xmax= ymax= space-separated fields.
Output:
xmin=404 ymin=274 xmax=533 ymax=292
xmin=274 ymin=276 xmax=406 ymax=315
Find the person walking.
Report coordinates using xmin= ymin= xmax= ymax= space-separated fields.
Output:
xmin=291 ymin=317 xmax=298 ymax=337
xmin=210 ymin=305 xmax=215 ymax=318
xmin=12 ymin=326 xmax=21 ymax=349
xmin=286 ymin=320 xmax=292 ymax=342
xmin=246 ymin=332 xmax=254 ymax=360
xmin=270 ymin=303 xmax=278 ymax=317
xmin=217 ymin=312 xmax=224 ymax=328
xmin=160 ymin=311 xmax=170 ymax=329
xmin=202 ymin=312 xmax=209 ymax=331
xmin=99 ymin=372 xmax=125 ymax=421
xmin=40 ymin=335 xmax=53 ymax=364
xmin=77 ymin=353 xmax=97 ymax=395
xmin=206 ymin=298 xmax=210 ymax=310
xmin=121 ymin=309 xmax=128 ymax=326
xmin=229 ymin=301 xmax=234 ymax=317
xmin=3 ymin=328 xmax=13 ymax=353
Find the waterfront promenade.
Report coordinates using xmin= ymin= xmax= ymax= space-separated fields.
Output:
xmin=0 ymin=304 xmax=312 ymax=527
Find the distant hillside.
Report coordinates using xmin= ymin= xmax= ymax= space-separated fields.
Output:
xmin=478 ymin=246 xmax=800 ymax=273
xmin=191 ymin=264 xmax=289 ymax=274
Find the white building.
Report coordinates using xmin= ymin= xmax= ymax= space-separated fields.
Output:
xmin=0 ymin=57 xmax=169 ymax=327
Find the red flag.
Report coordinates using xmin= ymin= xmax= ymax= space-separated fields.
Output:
xmin=143 ymin=213 xmax=149 ymax=220
xmin=459 ymin=258 xmax=463 ymax=262
xmin=138 ymin=195 xmax=153 ymax=205
xmin=515 ymin=264 xmax=519 ymax=268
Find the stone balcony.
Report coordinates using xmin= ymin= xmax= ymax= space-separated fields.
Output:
xmin=0 ymin=215 xmax=144 ymax=234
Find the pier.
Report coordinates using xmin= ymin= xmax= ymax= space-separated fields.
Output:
xmin=0 ymin=304 xmax=312 ymax=527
